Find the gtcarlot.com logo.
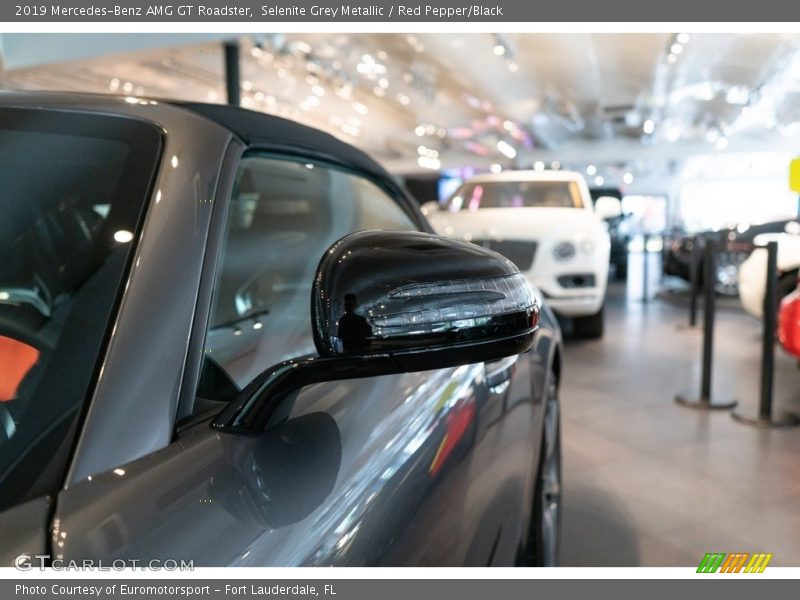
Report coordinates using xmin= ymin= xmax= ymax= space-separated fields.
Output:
xmin=15 ymin=554 xmax=194 ymax=571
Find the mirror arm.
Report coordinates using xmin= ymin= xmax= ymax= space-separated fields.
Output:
xmin=212 ymin=354 xmax=401 ymax=433
xmin=212 ymin=326 xmax=536 ymax=435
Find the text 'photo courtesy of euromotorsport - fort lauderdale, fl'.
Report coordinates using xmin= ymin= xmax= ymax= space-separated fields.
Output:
xmin=1 ymin=0 xmax=800 ymax=597
xmin=16 ymin=584 xmax=328 ymax=597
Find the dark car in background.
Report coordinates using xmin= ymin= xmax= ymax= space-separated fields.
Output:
xmin=0 ymin=93 xmax=564 ymax=567
xmin=590 ymin=188 xmax=630 ymax=279
xmin=663 ymin=219 xmax=800 ymax=296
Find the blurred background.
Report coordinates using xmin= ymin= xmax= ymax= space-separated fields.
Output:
xmin=1 ymin=32 xmax=798 ymax=230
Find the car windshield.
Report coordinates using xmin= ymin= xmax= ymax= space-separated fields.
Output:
xmin=444 ymin=180 xmax=584 ymax=211
xmin=0 ymin=107 xmax=161 ymax=509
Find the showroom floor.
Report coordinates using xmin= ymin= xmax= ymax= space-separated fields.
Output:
xmin=559 ymin=254 xmax=800 ymax=567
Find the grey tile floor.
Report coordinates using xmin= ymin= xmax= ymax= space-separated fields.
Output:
xmin=559 ymin=259 xmax=800 ymax=567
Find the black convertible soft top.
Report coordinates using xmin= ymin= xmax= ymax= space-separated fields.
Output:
xmin=0 ymin=92 xmax=394 ymax=185
xmin=178 ymin=102 xmax=392 ymax=182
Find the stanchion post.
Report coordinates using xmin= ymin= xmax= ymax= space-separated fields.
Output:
xmin=689 ymin=235 xmax=700 ymax=327
xmin=700 ymin=239 xmax=715 ymax=400
xmin=642 ymin=234 xmax=650 ymax=302
xmin=224 ymin=41 xmax=241 ymax=106
xmin=675 ymin=238 xmax=737 ymax=410
xmin=760 ymin=240 xmax=778 ymax=418
xmin=732 ymin=241 xmax=799 ymax=427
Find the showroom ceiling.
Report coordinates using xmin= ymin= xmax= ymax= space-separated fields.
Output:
xmin=2 ymin=33 xmax=800 ymax=174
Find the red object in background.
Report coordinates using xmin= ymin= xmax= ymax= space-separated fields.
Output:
xmin=429 ymin=397 xmax=476 ymax=477
xmin=778 ymin=285 xmax=800 ymax=359
xmin=0 ymin=335 xmax=40 ymax=401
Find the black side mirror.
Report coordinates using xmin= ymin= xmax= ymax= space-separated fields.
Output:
xmin=214 ymin=230 xmax=539 ymax=433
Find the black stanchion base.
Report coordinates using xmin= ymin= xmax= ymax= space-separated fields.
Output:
xmin=675 ymin=393 xmax=737 ymax=410
xmin=731 ymin=408 xmax=800 ymax=428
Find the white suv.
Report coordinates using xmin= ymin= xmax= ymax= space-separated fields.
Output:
xmin=425 ymin=170 xmax=616 ymax=337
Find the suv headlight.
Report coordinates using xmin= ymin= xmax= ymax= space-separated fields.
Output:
xmin=553 ymin=241 xmax=576 ymax=261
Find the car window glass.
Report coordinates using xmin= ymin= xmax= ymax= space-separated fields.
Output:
xmin=445 ymin=180 xmax=583 ymax=211
xmin=197 ymin=156 xmax=416 ymax=404
xmin=0 ymin=109 xmax=161 ymax=510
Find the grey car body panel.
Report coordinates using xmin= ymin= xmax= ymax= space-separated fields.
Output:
xmin=53 ymin=363 xmax=547 ymax=566
xmin=0 ymin=93 xmax=563 ymax=566
xmin=0 ymin=497 xmax=51 ymax=565
xmin=174 ymin=138 xmax=246 ymax=424
xmin=67 ymin=105 xmax=233 ymax=484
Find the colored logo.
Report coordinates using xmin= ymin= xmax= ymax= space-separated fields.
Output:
xmin=697 ymin=552 xmax=773 ymax=573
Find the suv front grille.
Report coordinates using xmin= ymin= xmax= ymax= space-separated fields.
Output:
xmin=557 ymin=273 xmax=596 ymax=288
xmin=471 ymin=239 xmax=538 ymax=271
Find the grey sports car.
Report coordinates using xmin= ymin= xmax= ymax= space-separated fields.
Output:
xmin=0 ymin=92 xmax=563 ymax=567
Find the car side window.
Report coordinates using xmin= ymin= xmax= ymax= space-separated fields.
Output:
xmin=0 ymin=111 xmax=162 ymax=510
xmin=196 ymin=156 xmax=417 ymax=405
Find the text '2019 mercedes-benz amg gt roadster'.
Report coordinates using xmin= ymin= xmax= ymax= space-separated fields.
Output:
xmin=0 ymin=93 xmax=563 ymax=567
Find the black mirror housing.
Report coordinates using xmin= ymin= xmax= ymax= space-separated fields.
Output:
xmin=313 ymin=230 xmax=538 ymax=369
xmin=214 ymin=230 xmax=539 ymax=433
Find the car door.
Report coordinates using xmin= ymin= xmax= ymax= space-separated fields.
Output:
xmin=49 ymin=152 xmax=542 ymax=566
